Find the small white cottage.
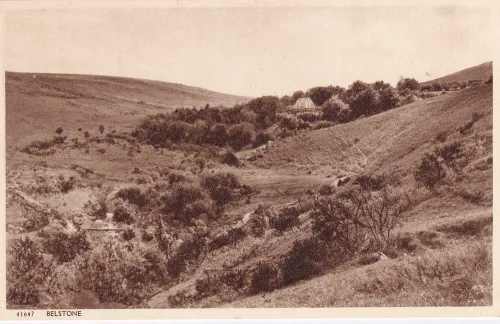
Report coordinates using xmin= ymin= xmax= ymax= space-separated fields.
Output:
xmin=294 ymin=97 xmax=316 ymax=109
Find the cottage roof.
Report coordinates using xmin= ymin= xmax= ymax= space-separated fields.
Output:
xmin=296 ymin=97 xmax=313 ymax=104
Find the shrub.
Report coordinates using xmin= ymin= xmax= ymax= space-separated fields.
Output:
xmin=240 ymin=184 xmax=253 ymax=196
xmin=221 ymin=269 xmax=247 ymax=292
xmin=414 ymin=153 xmax=446 ymax=189
xmin=246 ymin=96 xmax=279 ymax=128
xmin=195 ymin=157 xmax=206 ymax=171
xmin=227 ymin=122 xmax=255 ymax=151
xmin=281 ymin=238 xmax=326 ymax=285
xmin=195 ymin=272 xmax=220 ymax=297
xmin=221 ymin=151 xmax=240 ymax=167
xmin=166 ymin=171 xmax=187 ymax=185
xmin=486 ymin=75 xmax=493 ymax=84
xmin=154 ymin=220 xmax=177 ymax=256
xmin=394 ymin=233 xmax=420 ymax=252
xmin=249 ymin=205 xmax=271 ymax=237
xmin=397 ymin=78 xmax=420 ymax=92
xmin=7 ymin=285 xmax=41 ymax=306
xmin=279 ymin=115 xmax=298 ymax=130
xmin=435 ymin=217 xmax=491 ymax=237
xmin=270 ymin=206 xmax=300 ymax=232
xmin=122 ymin=228 xmax=136 ymax=241
xmin=167 ymin=290 xmax=197 ymax=308
xmin=458 ymin=113 xmax=483 ymax=135
xmin=208 ymin=227 xmax=246 ymax=251
xmin=434 ymin=142 xmax=464 ymax=165
xmin=297 ymin=120 xmax=310 ymax=130
xmin=457 ymin=189 xmax=485 ymax=205
xmin=358 ymin=252 xmax=383 ymax=265
xmin=25 ymin=140 xmax=54 ymax=151
xmin=58 ymin=176 xmax=76 ymax=193
xmin=23 ymin=211 xmax=50 ymax=232
xmin=349 ymin=87 xmax=378 ymax=118
xmin=7 ymin=237 xmax=54 ymax=306
xmin=42 ymin=230 xmax=90 ymax=263
xmin=90 ymin=196 xmax=107 ymax=220
xmin=321 ymin=101 xmax=342 ymax=122
xmin=77 ymin=241 xmax=167 ymax=305
xmin=55 ymin=127 xmax=64 ymax=135
xmin=312 ymin=121 xmax=336 ymax=130
xmin=253 ymin=132 xmax=271 ymax=148
xmin=250 ymin=262 xmax=280 ymax=293
xmin=206 ymin=123 xmax=228 ymax=147
xmin=162 ymin=184 xmax=214 ymax=224
xmin=113 ymin=206 xmax=134 ymax=225
xmin=141 ymin=230 xmax=154 ymax=242
xmin=99 ymin=125 xmax=105 ymax=134
xmin=307 ymin=86 xmax=336 ymax=106
xmin=312 ymin=187 xmax=410 ymax=251
xmin=52 ymin=135 xmax=67 ymax=145
xmin=84 ymin=131 xmax=90 ymax=138
xmin=432 ymin=82 xmax=443 ymax=91
xmin=201 ymin=172 xmax=240 ymax=206
xmin=354 ymin=174 xmax=386 ymax=191
xmin=166 ymin=233 xmax=207 ymax=278
xmin=22 ymin=139 xmax=59 ymax=155
xmin=298 ymin=113 xmax=319 ymax=123
xmin=115 ymin=187 xmax=148 ymax=209
xmin=435 ymin=132 xmax=448 ymax=143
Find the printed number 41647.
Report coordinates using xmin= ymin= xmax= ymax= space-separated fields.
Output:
xmin=16 ymin=311 xmax=34 ymax=318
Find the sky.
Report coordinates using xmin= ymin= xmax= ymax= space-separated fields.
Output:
xmin=5 ymin=6 xmax=494 ymax=97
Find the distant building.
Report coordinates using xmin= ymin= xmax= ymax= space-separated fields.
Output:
xmin=294 ymin=97 xmax=316 ymax=109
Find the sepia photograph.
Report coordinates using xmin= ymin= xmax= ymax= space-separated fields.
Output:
xmin=3 ymin=2 xmax=495 ymax=314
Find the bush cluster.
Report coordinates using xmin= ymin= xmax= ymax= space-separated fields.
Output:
xmin=115 ymin=187 xmax=148 ymax=209
xmin=166 ymin=233 xmax=207 ymax=278
xmin=7 ymin=237 xmax=54 ymax=306
xmin=132 ymin=96 xmax=278 ymax=151
xmin=269 ymin=206 xmax=300 ymax=232
xmin=354 ymin=174 xmax=386 ymax=191
xmin=77 ymin=241 xmax=168 ymax=305
xmin=414 ymin=153 xmax=446 ymax=190
xmin=201 ymin=172 xmax=240 ymax=207
xmin=250 ymin=262 xmax=280 ymax=293
xmin=42 ymin=230 xmax=90 ymax=263
xmin=113 ymin=206 xmax=135 ymax=224
xmin=22 ymin=136 xmax=67 ymax=155
xmin=161 ymin=184 xmax=214 ymax=224
xmin=281 ymin=238 xmax=328 ymax=284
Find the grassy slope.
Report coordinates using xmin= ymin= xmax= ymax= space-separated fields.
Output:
xmin=216 ymin=85 xmax=493 ymax=308
xmin=6 ymin=72 xmax=251 ymax=151
xmin=420 ymin=61 xmax=492 ymax=85
xmin=147 ymin=84 xmax=492 ymax=308
xmin=258 ymin=84 xmax=492 ymax=179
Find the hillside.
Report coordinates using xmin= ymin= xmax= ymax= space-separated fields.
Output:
xmin=420 ymin=61 xmax=492 ymax=85
xmin=147 ymin=84 xmax=492 ymax=308
xmin=5 ymin=70 xmax=492 ymax=309
xmin=255 ymin=84 xmax=492 ymax=180
xmin=5 ymin=72 xmax=250 ymax=151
